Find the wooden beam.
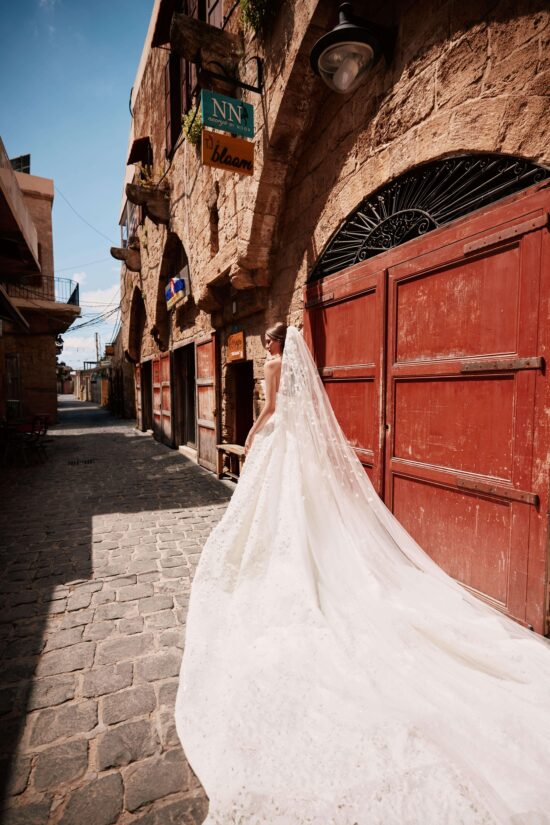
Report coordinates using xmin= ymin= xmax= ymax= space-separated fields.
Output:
xmin=110 ymin=246 xmax=142 ymax=273
xmin=170 ymin=13 xmax=243 ymax=64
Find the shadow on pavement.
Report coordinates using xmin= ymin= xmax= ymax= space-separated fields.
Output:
xmin=0 ymin=396 xmax=231 ymax=820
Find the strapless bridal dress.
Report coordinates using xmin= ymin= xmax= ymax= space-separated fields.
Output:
xmin=175 ymin=327 xmax=550 ymax=825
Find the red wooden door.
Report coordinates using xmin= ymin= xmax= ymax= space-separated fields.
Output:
xmin=135 ymin=364 xmax=143 ymax=430
xmin=196 ymin=336 xmax=218 ymax=471
xmin=385 ymin=211 xmax=545 ymax=629
xmin=152 ymin=353 xmax=173 ymax=445
xmin=304 ymin=268 xmax=386 ymax=494
xmin=305 ymin=183 xmax=550 ymax=632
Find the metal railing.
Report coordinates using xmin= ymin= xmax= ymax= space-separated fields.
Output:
xmin=8 ymin=277 xmax=80 ymax=306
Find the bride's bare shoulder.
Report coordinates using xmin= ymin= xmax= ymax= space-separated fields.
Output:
xmin=264 ymin=358 xmax=282 ymax=374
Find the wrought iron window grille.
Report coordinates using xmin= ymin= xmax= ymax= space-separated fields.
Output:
xmin=309 ymin=154 xmax=549 ymax=282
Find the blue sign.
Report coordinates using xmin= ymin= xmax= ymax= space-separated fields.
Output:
xmin=201 ymin=90 xmax=254 ymax=139
xmin=165 ymin=277 xmax=186 ymax=310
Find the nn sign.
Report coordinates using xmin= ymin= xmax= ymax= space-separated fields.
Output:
xmin=201 ymin=90 xmax=254 ymax=139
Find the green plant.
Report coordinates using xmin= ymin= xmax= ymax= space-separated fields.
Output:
xmin=137 ymin=162 xmax=156 ymax=189
xmin=240 ymin=0 xmax=270 ymax=33
xmin=182 ymin=108 xmax=202 ymax=146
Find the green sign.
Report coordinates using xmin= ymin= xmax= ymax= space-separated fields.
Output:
xmin=201 ymin=90 xmax=254 ymax=139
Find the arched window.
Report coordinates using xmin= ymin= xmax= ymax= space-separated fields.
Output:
xmin=309 ymin=154 xmax=548 ymax=282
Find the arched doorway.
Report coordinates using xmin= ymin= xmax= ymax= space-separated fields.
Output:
xmin=305 ymin=157 xmax=550 ymax=634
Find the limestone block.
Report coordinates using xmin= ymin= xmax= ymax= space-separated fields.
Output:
xmin=436 ymin=27 xmax=488 ymax=107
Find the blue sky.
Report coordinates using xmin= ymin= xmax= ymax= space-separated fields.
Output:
xmin=0 ymin=0 xmax=153 ymax=368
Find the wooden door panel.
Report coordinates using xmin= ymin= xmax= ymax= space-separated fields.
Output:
xmin=392 ymin=476 xmax=511 ymax=605
xmin=305 ymin=183 xmax=550 ymax=632
xmin=386 ymin=213 xmax=544 ymax=626
xmin=135 ymin=364 xmax=143 ymax=430
xmin=324 ymin=380 xmax=375 ymax=456
xmin=394 ymin=245 xmax=520 ymax=363
xmin=153 ymin=358 xmax=162 ymax=437
xmin=393 ymin=376 xmax=514 ymax=479
xmin=305 ymin=273 xmax=385 ymax=493
xmin=196 ymin=336 xmax=218 ymax=471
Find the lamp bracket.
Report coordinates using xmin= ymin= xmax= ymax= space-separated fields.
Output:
xmin=197 ymin=55 xmax=264 ymax=95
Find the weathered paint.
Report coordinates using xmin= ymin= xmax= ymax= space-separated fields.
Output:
xmin=305 ymin=183 xmax=550 ymax=634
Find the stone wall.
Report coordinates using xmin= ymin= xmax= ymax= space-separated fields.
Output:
xmin=119 ymin=0 xmax=549 ymax=442
xmin=3 ymin=333 xmax=57 ymax=421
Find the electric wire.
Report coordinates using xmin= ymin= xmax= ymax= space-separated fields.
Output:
xmin=54 ymin=185 xmax=117 ymax=245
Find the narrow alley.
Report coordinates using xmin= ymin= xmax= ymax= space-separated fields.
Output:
xmin=0 ymin=397 xmax=231 ymax=825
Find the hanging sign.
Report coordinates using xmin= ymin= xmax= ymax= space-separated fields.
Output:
xmin=227 ymin=331 xmax=246 ymax=362
xmin=165 ymin=276 xmax=186 ymax=310
xmin=201 ymin=90 xmax=254 ymax=139
xmin=201 ymin=129 xmax=254 ymax=177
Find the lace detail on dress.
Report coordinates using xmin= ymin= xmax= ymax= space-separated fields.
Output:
xmin=176 ymin=327 xmax=550 ymax=825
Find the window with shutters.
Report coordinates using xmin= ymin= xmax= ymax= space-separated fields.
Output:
xmin=164 ymin=0 xmax=224 ymax=157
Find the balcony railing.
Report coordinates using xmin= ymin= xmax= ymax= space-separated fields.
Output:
xmin=8 ymin=277 xmax=80 ymax=306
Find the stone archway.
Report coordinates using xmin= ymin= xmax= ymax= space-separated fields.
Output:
xmin=152 ymin=232 xmax=190 ymax=349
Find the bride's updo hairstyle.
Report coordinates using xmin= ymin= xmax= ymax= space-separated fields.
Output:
xmin=265 ymin=322 xmax=287 ymax=350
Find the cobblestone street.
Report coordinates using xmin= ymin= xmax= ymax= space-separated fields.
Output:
xmin=0 ymin=397 xmax=231 ymax=825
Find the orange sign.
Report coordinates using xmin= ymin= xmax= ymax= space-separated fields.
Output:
xmin=201 ymin=129 xmax=254 ymax=177
xmin=227 ymin=331 xmax=246 ymax=362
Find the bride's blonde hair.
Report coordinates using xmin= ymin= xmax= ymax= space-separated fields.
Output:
xmin=265 ymin=322 xmax=288 ymax=349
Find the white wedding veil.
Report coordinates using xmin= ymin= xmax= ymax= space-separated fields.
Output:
xmin=175 ymin=325 xmax=550 ymax=825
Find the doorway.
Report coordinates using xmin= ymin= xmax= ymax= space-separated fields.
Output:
xmin=174 ymin=343 xmax=196 ymax=450
xmin=141 ymin=360 xmax=153 ymax=431
xmin=304 ymin=182 xmax=550 ymax=633
xmin=230 ymin=361 xmax=254 ymax=446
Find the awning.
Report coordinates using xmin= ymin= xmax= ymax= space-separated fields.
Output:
xmin=0 ymin=284 xmax=29 ymax=330
xmin=151 ymin=0 xmax=176 ymax=48
xmin=127 ymin=136 xmax=153 ymax=166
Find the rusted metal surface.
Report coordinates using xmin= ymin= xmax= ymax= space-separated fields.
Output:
xmin=196 ymin=335 xmax=218 ymax=472
xmin=463 ymin=213 xmax=548 ymax=254
xmin=304 ymin=183 xmax=550 ymax=634
xmin=460 ymin=357 xmax=544 ymax=373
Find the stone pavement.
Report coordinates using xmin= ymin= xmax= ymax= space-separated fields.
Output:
xmin=0 ymin=396 xmax=232 ymax=825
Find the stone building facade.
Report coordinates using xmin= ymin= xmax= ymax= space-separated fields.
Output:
xmin=115 ymin=0 xmax=550 ymax=631
xmin=0 ymin=142 xmax=80 ymax=424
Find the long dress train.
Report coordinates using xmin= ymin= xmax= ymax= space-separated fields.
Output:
xmin=175 ymin=326 xmax=550 ymax=825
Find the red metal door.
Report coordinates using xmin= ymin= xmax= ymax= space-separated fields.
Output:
xmin=152 ymin=353 xmax=173 ymax=445
xmin=135 ymin=364 xmax=143 ymax=430
xmin=305 ymin=183 xmax=550 ymax=632
xmin=304 ymin=268 xmax=386 ymax=494
xmin=196 ymin=335 xmax=218 ymax=471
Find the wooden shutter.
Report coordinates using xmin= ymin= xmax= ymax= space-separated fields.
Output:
xmin=206 ymin=0 xmax=223 ymax=27
xmin=164 ymin=58 xmax=172 ymax=157
xmin=135 ymin=364 xmax=143 ymax=430
xmin=196 ymin=335 xmax=218 ymax=471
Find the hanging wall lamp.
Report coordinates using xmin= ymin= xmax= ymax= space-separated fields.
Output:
xmin=310 ymin=2 xmax=394 ymax=94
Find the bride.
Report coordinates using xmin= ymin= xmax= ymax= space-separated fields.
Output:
xmin=175 ymin=323 xmax=550 ymax=825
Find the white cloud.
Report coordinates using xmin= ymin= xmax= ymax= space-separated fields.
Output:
xmin=73 ymin=271 xmax=87 ymax=285
xmin=79 ymin=281 xmax=120 ymax=309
